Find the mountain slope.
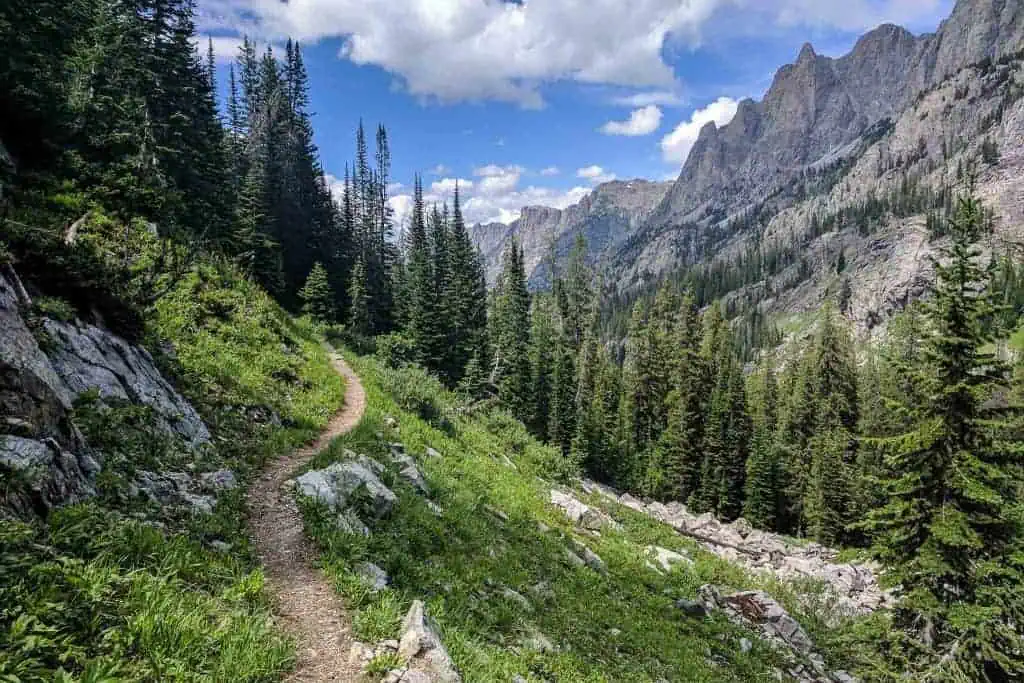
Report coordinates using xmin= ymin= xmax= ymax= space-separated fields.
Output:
xmin=614 ymin=0 xmax=1024 ymax=331
xmin=470 ymin=179 xmax=671 ymax=287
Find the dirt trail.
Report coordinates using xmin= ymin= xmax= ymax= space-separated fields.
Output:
xmin=248 ymin=350 xmax=366 ymax=682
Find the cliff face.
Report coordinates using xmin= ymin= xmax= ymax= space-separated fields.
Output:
xmin=470 ymin=0 xmax=1024 ymax=334
xmin=469 ymin=180 xmax=671 ymax=287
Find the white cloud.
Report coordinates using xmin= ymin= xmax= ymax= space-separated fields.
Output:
xmin=199 ymin=0 xmax=950 ymax=106
xmin=612 ymin=90 xmax=686 ymax=108
xmin=577 ymin=165 xmax=617 ymax=184
xmin=599 ymin=105 xmax=663 ymax=136
xmin=197 ymin=35 xmax=280 ymax=65
xmin=386 ymin=162 xmax=591 ymax=226
xmin=540 ymin=167 xmax=560 ymax=176
xmin=430 ymin=177 xmax=473 ymax=196
xmin=660 ymin=96 xmax=740 ymax=164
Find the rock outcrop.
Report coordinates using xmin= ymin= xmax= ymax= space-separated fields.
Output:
xmin=698 ymin=585 xmax=858 ymax=683
xmin=294 ymin=459 xmax=397 ymax=530
xmin=350 ymin=600 xmax=462 ymax=683
xmin=582 ymin=479 xmax=893 ymax=615
xmin=0 ymin=267 xmax=210 ymax=517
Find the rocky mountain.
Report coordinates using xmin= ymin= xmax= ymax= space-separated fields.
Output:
xmin=470 ymin=179 xmax=671 ymax=288
xmin=473 ymin=0 xmax=1024 ymax=334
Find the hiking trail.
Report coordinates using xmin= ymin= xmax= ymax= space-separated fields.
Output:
xmin=248 ymin=350 xmax=366 ymax=682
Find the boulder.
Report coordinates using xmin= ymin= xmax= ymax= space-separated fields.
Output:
xmin=396 ymin=601 xmax=461 ymax=682
xmin=44 ymin=319 xmax=210 ymax=447
xmin=550 ymin=489 xmax=589 ymax=524
xmin=618 ymin=493 xmax=647 ymax=512
xmin=644 ymin=545 xmax=694 ymax=573
xmin=295 ymin=461 xmax=396 ymax=521
xmin=569 ymin=539 xmax=607 ymax=574
xmin=0 ymin=436 xmax=98 ymax=513
xmin=398 ymin=464 xmax=430 ymax=496
xmin=356 ymin=562 xmax=390 ymax=592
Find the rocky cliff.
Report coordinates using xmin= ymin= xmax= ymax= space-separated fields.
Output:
xmin=470 ymin=179 xmax=671 ymax=287
xmin=0 ymin=266 xmax=209 ymax=517
xmin=618 ymin=0 xmax=1024 ymax=327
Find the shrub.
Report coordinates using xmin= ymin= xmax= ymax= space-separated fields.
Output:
xmin=374 ymin=332 xmax=416 ymax=369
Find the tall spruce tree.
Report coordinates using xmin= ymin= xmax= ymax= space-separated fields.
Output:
xmin=865 ymin=194 xmax=1024 ymax=680
xmin=493 ymin=239 xmax=532 ymax=422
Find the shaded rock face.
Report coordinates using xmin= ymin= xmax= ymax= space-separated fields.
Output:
xmin=0 ymin=267 xmax=209 ymax=517
xmin=43 ymin=319 xmax=209 ymax=447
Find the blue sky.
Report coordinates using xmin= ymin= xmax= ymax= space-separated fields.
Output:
xmin=196 ymin=0 xmax=954 ymax=227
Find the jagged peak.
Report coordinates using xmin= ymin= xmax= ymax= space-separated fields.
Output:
xmin=797 ymin=41 xmax=817 ymax=63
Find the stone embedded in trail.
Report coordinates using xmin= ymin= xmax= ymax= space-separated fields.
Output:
xmin=295 ymin=461 xmax=396 ymax=525
xmin=396 ymin=600 xmax=461 ymax=682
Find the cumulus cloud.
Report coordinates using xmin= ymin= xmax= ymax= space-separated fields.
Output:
xmin=577 ymin=165 xmax=617 ymax=184
xmin=599 ymin=105 xmax=663 ymax=136
xmin=660 ymin=97 xmax=739 ymax=164
xmin=384 ymin=163 xmax=591 ymax=226
xmin=198 ymin=0 xmax=950 ymax=105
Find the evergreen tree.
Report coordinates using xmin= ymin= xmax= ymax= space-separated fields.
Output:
xmin=528 ymin=294 xmax=557 ymax=439
xmin=744 ymin=365 xmax=781 ymax=530
xmin=865 ymin=194 xmax=1024 ymax=679
xmin=404 ymin=175 xmax=435 ymax=366
xmin=493 ymin=239 xmax=532 ymax=421
xmin=299 ymin=262 xmax=335 ymax=322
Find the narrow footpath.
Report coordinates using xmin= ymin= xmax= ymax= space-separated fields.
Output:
xmin=248 ymin=350 xmax=366 ymax=682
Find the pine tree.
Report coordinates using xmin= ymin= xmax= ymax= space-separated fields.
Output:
xmin=866 ymin=194 xmax=1024 ymax=679
xmin=299 ymin=262 xmax=335 ymax=322
xmin=744 ymin=365 xmax=781 ymax=530
xmin=404 ymin=175 xmax=435 ymax=366
xmin=347 ymin=253 xmax=371 ymax=337
xmin=493 ymin=239 xmax=532 ymax=421
xmin=528 ymin=294 xmax=557 ymax=439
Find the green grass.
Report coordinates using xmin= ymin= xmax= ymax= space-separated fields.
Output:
xmin=298 ymin=353 xmax=851 ymax=682
xmin=2 ymin=258 xmax=344 ymax=681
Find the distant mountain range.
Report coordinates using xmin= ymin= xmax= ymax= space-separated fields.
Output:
xmin=471 ymin=0 xmax=1024 ymax=332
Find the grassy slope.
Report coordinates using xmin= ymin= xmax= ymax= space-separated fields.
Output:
xmin=300 ymin=353 xmax=851 ymax=682
xmin=1 ymin=263 xmax=343 ymax=682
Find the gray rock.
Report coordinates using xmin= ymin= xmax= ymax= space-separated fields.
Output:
xmin=210 ymin=540 xmax=232 ymax=553
xmin=0 ymin=436 xmax=97 ymax=512
xmin=569 ymin=539 xmax=607 ymax=574
xmin=675 ymin=599 xmax=708 ymax=618
xmin=740 ymin=637 xmax=753 ymax=654
xmin=199 ymin=469 xmax=237 ymax=492
xmin=397 ymin=600 xmax=461 ymax=682
xmin=398 ymin=464 xmax=430 ymax=496
xmin=424 ymin=447 xmax=441 ymax=459
xmin=337 ymin=509 xmax=371 ymax=536
xmin=44 ymin=319 xmax=209 ymax=446
xmin=549 ymin=489 xmax=588 ymax=524
xmin=295 ymin=461 xmax=396 ymax=521
xmin=356 ymin=562 xmax=390 ymax=592
xmin=644 ymin=545 xmax=693 ymax=573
